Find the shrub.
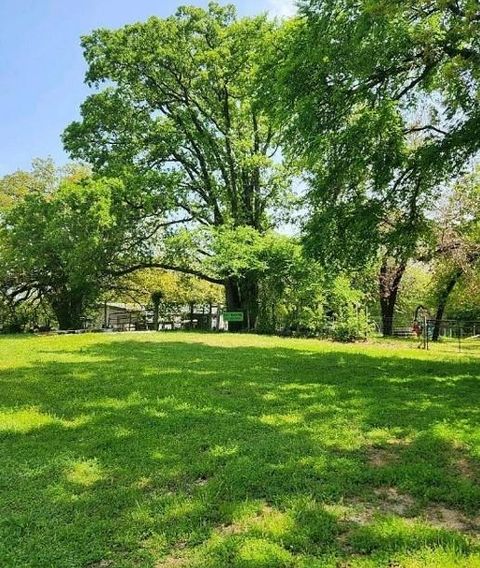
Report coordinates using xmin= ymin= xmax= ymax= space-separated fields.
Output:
xmin=329 ymin=308 xmax=372 ymax=342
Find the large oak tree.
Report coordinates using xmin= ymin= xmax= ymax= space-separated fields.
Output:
xmin=63 ymin=3 xmax=292 ymax=330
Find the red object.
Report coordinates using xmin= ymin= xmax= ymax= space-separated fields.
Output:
xmin=412 ymin=321 xmax=422 ymax=337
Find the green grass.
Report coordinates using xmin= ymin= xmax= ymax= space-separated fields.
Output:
xmin=1 ymin=332 xmax=480 ymax=567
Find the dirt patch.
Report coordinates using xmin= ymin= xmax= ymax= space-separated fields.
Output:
xmin=367 ymin=448 xmax=397 ymax=468
xmin=157 ymin=542 xmax=190 ymax=568
xmin=424 ymin=505 xmax=480 ymax=535
xmin=86 ymin=561 xmax=113 ymax=568
xmin=455 ymin=455 xmax=478 ymax=480
xmin=216 ymin=522 xmax=244 ymax=536
xmin=447 ymin=440 xmax=478 ymax=480
xmin=340 ymin=487 xmax=415 ymax=528
xmin=156 ymin=557 xmax=188 ymax=568
xmin=374 ymin=487 xmax=415 ymax=516
xmin=341 ymin=498 xmax=375 ymax=526
xmin=366 ymin=439 xmax=408 ymax=468
xmin=215 ymin=504 xmax=276 ymax=537
xmin=337 ymin=488 xmax=480 ymax=556
xmin=341 ymin=491 xmax=480 ymax=539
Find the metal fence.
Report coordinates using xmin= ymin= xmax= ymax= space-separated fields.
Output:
xmin=422 ymin=319 xmax=480 ymax=352
xmin=371 ymin=315 xmax=480 ymax=352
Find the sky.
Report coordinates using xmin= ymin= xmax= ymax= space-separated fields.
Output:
xmin=0 ymin=0 xmax=296 ymax=176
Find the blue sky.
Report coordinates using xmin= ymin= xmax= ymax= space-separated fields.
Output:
xmin=0 ymin=0 xmax=295 ymax=175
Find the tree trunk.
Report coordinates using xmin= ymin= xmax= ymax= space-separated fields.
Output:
xmin=432 ymin=268 xmax=463 ymax=341
xmin=379 ymin=259 xmax=407 ymax=337
xmin=152 ymin=301 xmax=160 ymax=331
xmin=380 ymin=297 xmax=396 ymax=337
xmin=51 ymin=294 xmax=85 ymax=330
xmin=225 ymin=274 xmax=259 ymax=332
xmin=189 ymin=302 xmax=195 ymax=330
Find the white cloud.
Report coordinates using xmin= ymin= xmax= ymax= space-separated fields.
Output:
xmin=267 ymin=0 xmax=296 ymax=18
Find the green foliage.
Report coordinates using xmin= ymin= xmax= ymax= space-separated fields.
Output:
xmin=203 ymin=228 xmax=325 ymax=333
xmin=325 ymin=275 xmax=371 ymax=341
xmin=0 ymin=173 xmax=128 ymax=329
xmin=0 ymin=159 xmax=91 ymax=213
xmin=63 ymin=3 xmax=293 ymax=232
xmin=62 ymin=3 xmax=297 ymax=322
xmin=428 ymin=167 xmax=480 ymax=322
xmin=327 ymin=275 xmax=364 ymax=312
xmin=2 ymin=3 xmax=479 ymax=339
xmin=155 ymin=225 xmax=368 ymax=337
xmin=121 ymin=268 xmax=224 ymax=307
xmin=208 ymin=229 xmax=367 ymax=337
xmin=0 ymin=295 xmax=53 ymax=334
xmin=444 ymin=270 xmax=480 ymax=321
xmin=201 ymin=227 xmax=370 ymax=338
xmin=392 ymin=264 xmax=432 ymax=321
xmin=267 ymin=0 xmax=480 ymax=269
xmin=329 ymin=307 xmax=372 ymax=343
xmin=208 ymin=226 xmax=273 ymax=278
xmin=450 ymin=167 xmax=480 ymax=250
xmin=254 ymin=235 xmax=326 ymax=334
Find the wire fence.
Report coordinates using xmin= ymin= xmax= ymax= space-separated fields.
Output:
xmin=371 ymin=315 xmax=480 ymax=352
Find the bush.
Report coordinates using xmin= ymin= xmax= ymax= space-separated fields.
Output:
xmin=329 ymin=309 xmax=372 ymax=342
xmin=0 ymin=297 xmax=54 ymax=334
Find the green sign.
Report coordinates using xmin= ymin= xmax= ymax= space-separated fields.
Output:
xmin=223 ymin=311 xmax=244 ymax=322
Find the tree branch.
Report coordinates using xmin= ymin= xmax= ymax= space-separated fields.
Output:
xmin=109 ymin=262 xmax=224 ymax=285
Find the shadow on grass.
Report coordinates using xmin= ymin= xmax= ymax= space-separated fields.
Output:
xmin=1 ymin=338 xmax=480 ymax=567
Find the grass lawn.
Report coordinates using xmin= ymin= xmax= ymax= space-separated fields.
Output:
xmin=1 ymin=332 xmax=480 ymax=568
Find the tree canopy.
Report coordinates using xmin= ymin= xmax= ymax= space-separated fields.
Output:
xmin=268 ymin=0 xmax=480 ymax=265
xmin=1 ymin=2 xmax=479 ymax=337
xmin=0 ymin=172 xmax=130 ymax=329
xmin=263 ymin=0 xmax=479 ymax=334
xmin=62 ymin=3 xmax=295 ymax=327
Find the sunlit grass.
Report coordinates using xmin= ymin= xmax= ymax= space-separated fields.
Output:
xmin=0 ymin=407 xmax=58 ymax=433
xmin=0 ymin=406 xmax=90 ymax=433
xmin=0 ymin=332 xmax=479 ymax=567
xmin=65 ymin=459 xmax=105 ymax=487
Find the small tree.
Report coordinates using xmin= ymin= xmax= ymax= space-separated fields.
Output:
xmin=430 ymin=169 xmax=480 ymax=340
xmin=0 ymin=175 xmax=128 ymax=329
